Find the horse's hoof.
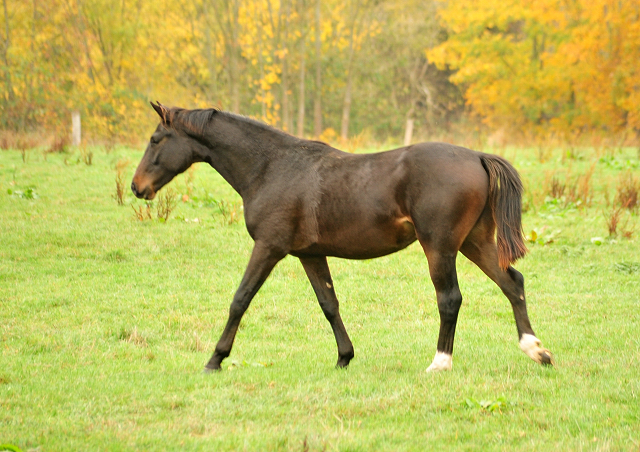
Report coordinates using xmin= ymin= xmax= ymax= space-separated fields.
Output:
xmin=520 ymin=334 xmax=554 ymax=366
xmin=426 ymin=352 xmax=452 ymax=372
xmin=335 ymin=360 xmax=350 ymax=369
xmin=335 ymin=351 xmax=354 ymax=369
xmin=540 ymin=350 xmax=554 ymax=366
xmin=203 ymin=365 xmax=221 ymax=374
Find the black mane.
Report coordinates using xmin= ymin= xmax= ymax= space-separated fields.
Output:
xmin=168 ymin=107 xmax=218 ymax=135
xmin=169 ymin=107 xmax=300 ymax=143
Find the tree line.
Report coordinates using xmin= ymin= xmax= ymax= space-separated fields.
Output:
xmin=1 ymin=0 xmax=638 ymax=144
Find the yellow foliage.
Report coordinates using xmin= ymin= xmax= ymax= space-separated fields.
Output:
xmin=0 ymin=0 xmax=448 ymax=142
xmin=429 ymin=0 xmax=640 ymax=136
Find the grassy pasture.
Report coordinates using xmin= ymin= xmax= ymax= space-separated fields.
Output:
xmin=1 ymin=145 xmax=639 ymax=451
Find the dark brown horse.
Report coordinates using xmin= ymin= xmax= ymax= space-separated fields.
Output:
xmin=132 ymin=102 xmax=553 ymax=372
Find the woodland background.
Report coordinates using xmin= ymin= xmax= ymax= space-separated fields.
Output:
xmin=1 ymin=0 xmax=640 ymax=146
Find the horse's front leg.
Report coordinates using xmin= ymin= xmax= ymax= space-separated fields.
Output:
xmin=299 ymin=256 xmax=354 ymax=368
xmin=205 ymin=241 xmax=284 ymax=372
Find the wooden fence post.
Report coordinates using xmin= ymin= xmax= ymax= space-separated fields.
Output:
xmin=403 ymin=118 xmax=414 ymax=146
xmin=72 ymin=111 xmax=81 ymax=146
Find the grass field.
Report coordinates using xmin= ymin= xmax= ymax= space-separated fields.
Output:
xmin=1 ymin=144 xmax=639 ymax=451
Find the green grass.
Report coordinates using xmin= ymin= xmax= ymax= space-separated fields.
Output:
xmin=1 ymin=145 xmax=639 ymax=451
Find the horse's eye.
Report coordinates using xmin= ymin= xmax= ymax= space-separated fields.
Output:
xmin=150 ymin=137 xmax=159 ymax=145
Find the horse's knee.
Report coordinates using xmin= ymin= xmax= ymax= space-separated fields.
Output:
xmin=507 ymin=267 xmax=524 ymax=287
xmin=504 ymin=267 xmax=525 ymax=302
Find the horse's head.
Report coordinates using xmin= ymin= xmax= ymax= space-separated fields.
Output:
xmin=131 ymin=102 xmax=197 ymax=200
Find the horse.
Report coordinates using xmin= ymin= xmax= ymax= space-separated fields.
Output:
xmin=131 ymin=101 xmax=553 ymax=372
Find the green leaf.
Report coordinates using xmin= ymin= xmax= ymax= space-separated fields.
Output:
xmin=0 ymin=445 xmax=23 ymax=452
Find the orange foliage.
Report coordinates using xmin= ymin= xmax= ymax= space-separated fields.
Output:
xmin=428 ymin=0 xmax=640 ymax=137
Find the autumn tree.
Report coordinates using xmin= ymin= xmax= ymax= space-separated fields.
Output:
xmin=0 ymin=0 xmax=465 ymax=143
xmin=428 ymin=0 xmax=640 ymax=138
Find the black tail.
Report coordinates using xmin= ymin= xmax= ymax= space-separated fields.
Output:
xmin=480 ymin=154 xmax=527 ymax=270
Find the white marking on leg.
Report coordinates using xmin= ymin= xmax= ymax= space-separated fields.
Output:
xmin=426 ymin=351 xmax=452 ymax=372
xmin=326 ymin=282 xmax=332 ymax=289
xmin=519 ymin=333 xmax=552 ymax=364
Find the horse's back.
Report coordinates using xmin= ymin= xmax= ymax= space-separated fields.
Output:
xmin=291 ymin=143 xmax=489 ymax=258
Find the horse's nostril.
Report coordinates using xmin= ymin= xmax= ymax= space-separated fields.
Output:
xmin=131 ymin=181 xmax=138 ymax=196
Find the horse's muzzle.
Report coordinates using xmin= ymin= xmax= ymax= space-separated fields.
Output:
xmin=131 ymin=180 xmax=155 ymax=200
xmin=131 ymin=181 xmax=142 ymax=198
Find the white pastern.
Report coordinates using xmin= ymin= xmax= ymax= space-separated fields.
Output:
xmin=426 ymin=352 xmax=452 ymax=372
xmin=519 ymin=334 xmax=551 ymax=363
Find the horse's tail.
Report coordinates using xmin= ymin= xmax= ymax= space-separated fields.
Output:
xmin=479 ymin=153 xmax=528 ymax=270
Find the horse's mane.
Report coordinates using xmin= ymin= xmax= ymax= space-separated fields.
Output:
xmin=166 ymin=108 xmax=218 ymax=135
xmin=166 ymin=107 xmax=302 ymax=143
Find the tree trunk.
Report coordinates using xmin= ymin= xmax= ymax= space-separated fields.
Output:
xmin=1 ymin=0 xmax=14 ymax=116
xmin=213 ymin=0 xmax=241 ymax=112
xmin=340 ymin=69 xmax=353 ymax=142
xmin=203 ymin=0 xmax=218 ymax=100
xmin=313 ymin=0 xmax=322 ymax=138
xmin=297 ymin=26 xmax=306 ymax=137
xmin=298 ymin=44 xmax=306 ymax=137
xmin=23 ymin=0 xmax=38 ymax=129
xmin=340 ymin=0 xmax=361 ymax=142
xmin=280 ymin=0 xmax=291 ymax=131
xmin=229 ymin=0 xmax=240 ymax=112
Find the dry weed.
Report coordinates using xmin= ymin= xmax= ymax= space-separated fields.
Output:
xmin=214 ymin=199 xmax=243 ymax=225
xmin=132 ymin=203 xmax=153 ymax=221
xmin=48 ymin=136 xmax=70 ymax=154
xmin=119 ymin=326 xmax=148 ymax=347
xmin=190 ymin=332 xmax=209 ymax=353
xmin=0 ymin=131 xmax=41 ymax=151
xmin=546 ymin=174 xmax=566 ymax=200
xmin=544 ymin=164 xmax=595 ymax=207
xmin=115 ymin=172 xmax=126 ymax=205
xmin=79 ymin=146 xmax=93 ymax=165
xmin=604 ymin=205 xmax=635 ymax=238
xmin=567 ymin=163 xmax=595 ymax=206
xmin=157 ymin=187 xmax=178 ymax=221
xmin=615 ymin=171 xmax=639 ymax=212
xmin=114 ymin=158 xmax=131 ymax=206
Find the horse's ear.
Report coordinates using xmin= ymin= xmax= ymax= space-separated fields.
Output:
xmin=150 ymin=101 xmax=170 ymax=125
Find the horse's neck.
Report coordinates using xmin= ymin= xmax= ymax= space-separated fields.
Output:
xmin=199 ymin=114 xmax=295 ymax=197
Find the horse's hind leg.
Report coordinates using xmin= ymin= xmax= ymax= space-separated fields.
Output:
xmin=205 ymin=241 xmax=285 ymax=372
xmin=460 ymin=216 xmax=553 ymax=366
xmin=300 ymin=256 xmax=354 ymax=368
xmin=422 ymin=250 xmax=463 ymax=371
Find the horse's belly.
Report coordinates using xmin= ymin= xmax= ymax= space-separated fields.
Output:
xmin=294 ymin=218 xmax=417 ymax=259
